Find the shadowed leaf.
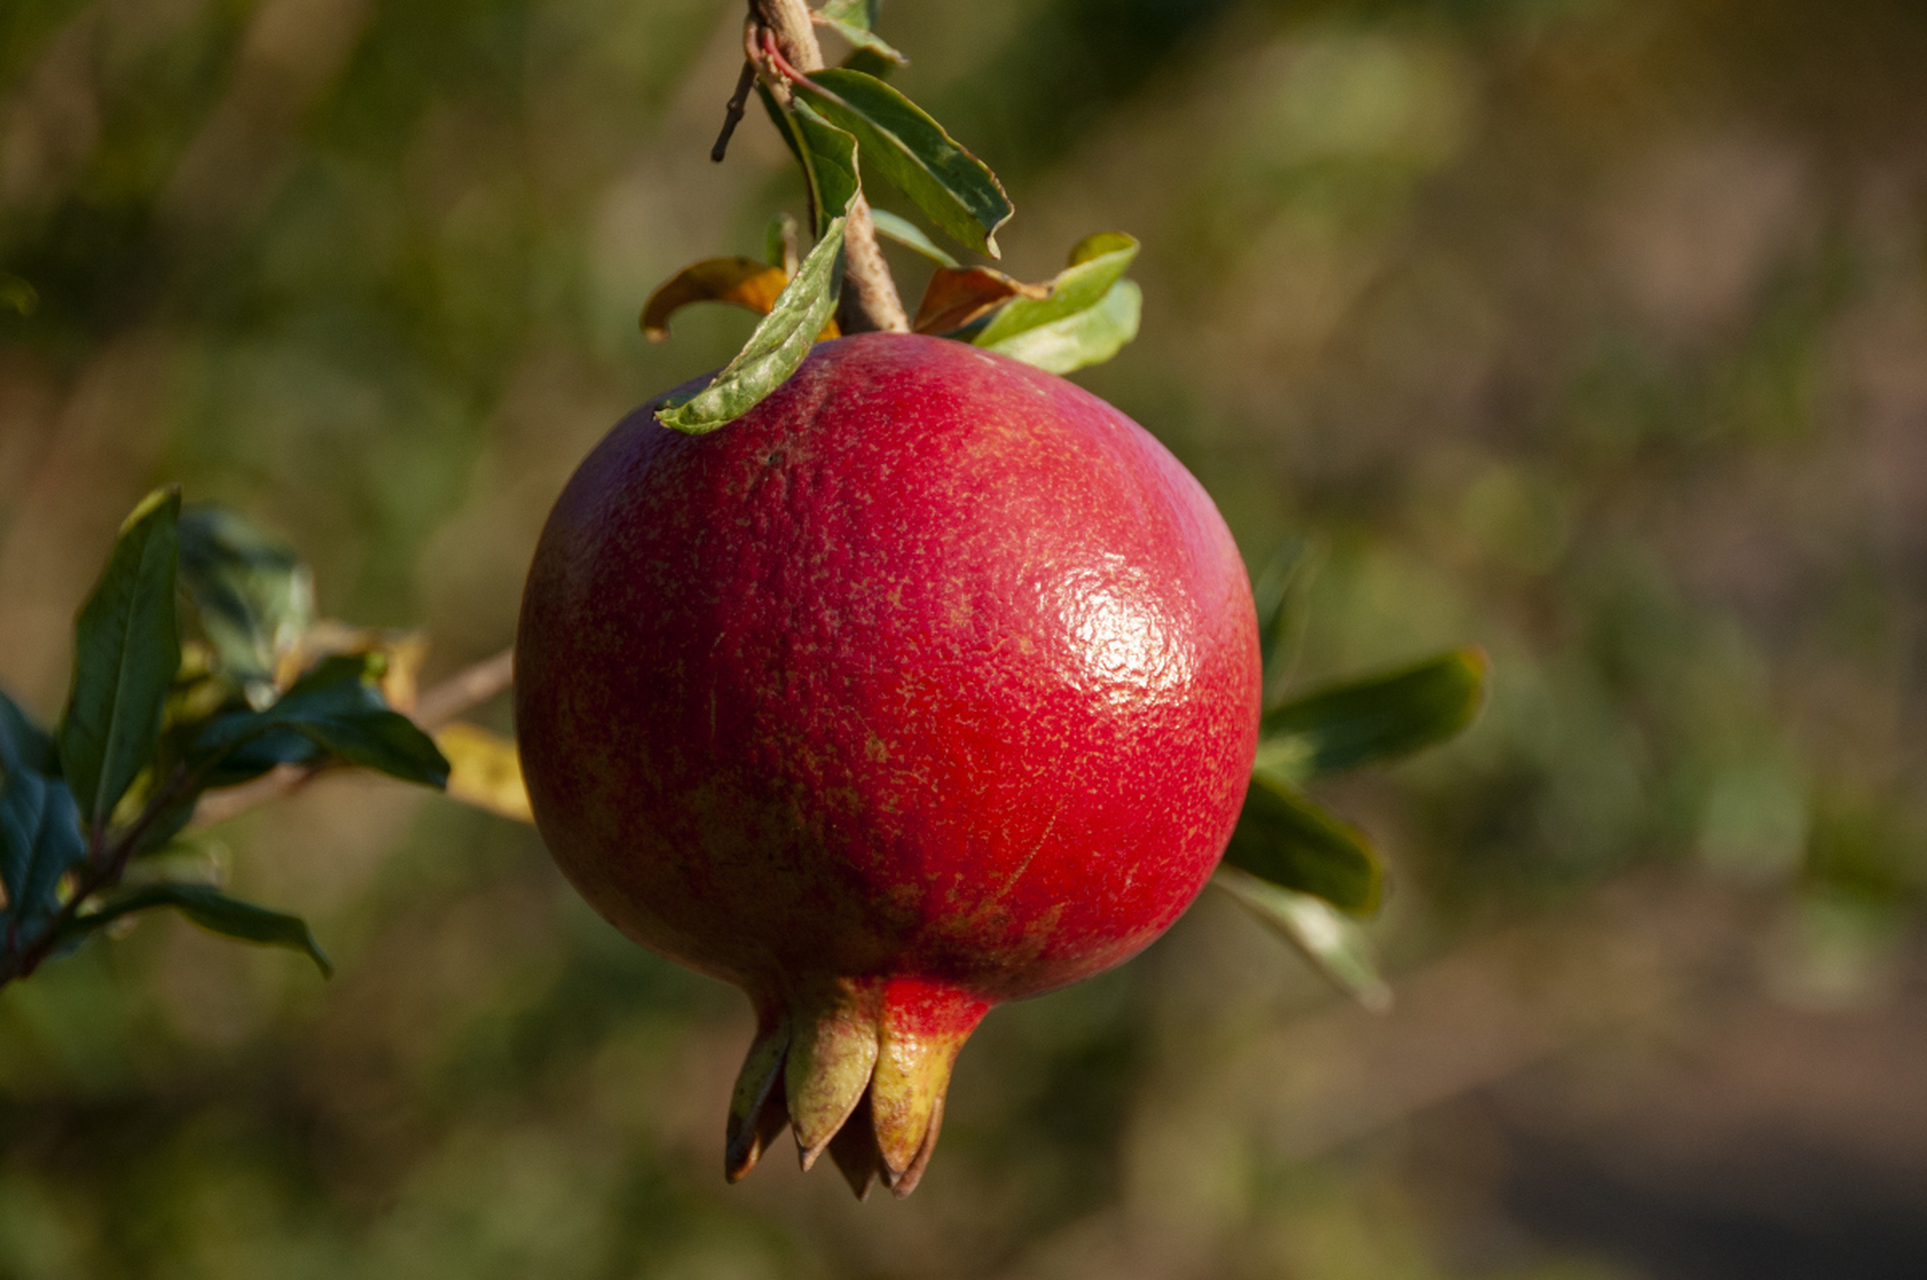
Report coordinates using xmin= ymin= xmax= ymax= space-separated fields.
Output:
xmin=1251 ymin=536 xmax=1324 ymax=706
xmin=1213 ymin=866 xmax=1392 ymax=1011
xmin=1262 ymin=648 xmax=1489 ymax=779
xmin=1222 ymin=773 xmax=1384 ymax=916
xmin=791 ymin=101 xmax=861 ymax=236
xmin=193 ymin=655 xmax=448 ymax=789
xmin=63 ymin=882 xmax=331 ymax=976
xmin=59 ymin=488 xmax=182 ymax=828
xmin=798 ymin=69 xmax=1011 ymax=257
xmin=0 ymin=767 xmax=85 ymax=934
xmin=655 ymin=214 xmax=849 ymax=435
xmin=870 ymin=209 xmax=957 ymax=268
xmin=177 ymin=507 xmax=315 ymax=703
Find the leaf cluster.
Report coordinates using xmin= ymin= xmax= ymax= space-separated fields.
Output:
xmin=640 ymin=7 xmax=1143 ymax=432
xmin=0 ymin=490 xmax=450 ymax=989
xmin=1213 ymin=539 xmax=1489 ymax=1007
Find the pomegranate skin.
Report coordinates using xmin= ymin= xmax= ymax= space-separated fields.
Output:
xmin=516 ymin=332 xmax=1260 ymax=1193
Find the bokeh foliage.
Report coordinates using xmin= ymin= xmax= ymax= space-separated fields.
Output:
xmin=4 ymin=0 xmax=1926 ymax=1276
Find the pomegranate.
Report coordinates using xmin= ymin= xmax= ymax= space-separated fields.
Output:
xmin=516 ymin=333 xmax=1260 ymax=1196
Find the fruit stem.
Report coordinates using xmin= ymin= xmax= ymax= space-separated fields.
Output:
xmin=749 ymin=0 xmax=911 ymax=336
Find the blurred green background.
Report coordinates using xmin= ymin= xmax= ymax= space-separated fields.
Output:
xmin=4 ymin=0 xmax=1927 ymax=1276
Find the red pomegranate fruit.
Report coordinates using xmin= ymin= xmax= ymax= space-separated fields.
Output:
xmin=516 ymin=333 xmax=1261 ymax=1197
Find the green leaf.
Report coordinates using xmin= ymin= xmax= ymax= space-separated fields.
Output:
xmin=59 ymin=488 xmax=183 ymax=828
xmin=814 ymin=0 xmax=905 ymax=65
xmin=654 ymin=215 xmax=849 ymax=435
xmin=765 ymin=210 xmax=800 ymax=273
xmin=975 ymin=233 xmax=1139 ymax=347
xmin=63 ymin=882 xmax=332 ymax=976
xmin=177 ymin=507 xmax=315 ymax=703
xmin=1213 ymin=866 xmax=1392 ymax=1011
xmin=1251 ymin=536 xmax=1324 ymax=703
xmin=869 ymin=208 xmax=959 ymax=268
xmin=0 ymin=768 xmax=86 ymax=933
xmin=981 ymin=279 xmax=1141 ymax=375
xmin=193 ymin=655 xmax=449 ymax=790
xmin=798 ymin=69 xmax=1012 ymax=257
xmin=791 ymin=101 xmax=861 ymax=237
xmin=1261 ymin=648 xmax=1489 ymax=780
xmin=1222 ymin=773 xmax=1383 ymax=916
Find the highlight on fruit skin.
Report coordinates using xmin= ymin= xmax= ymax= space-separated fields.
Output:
xmin=514 ymin=333 xmax=1262 ymax=1197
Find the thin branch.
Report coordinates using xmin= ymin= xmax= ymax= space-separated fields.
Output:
xmin=712 ymin=60 xmax=759 ymax=163
xmin=750 ymin=0 xmax=909 ymax=334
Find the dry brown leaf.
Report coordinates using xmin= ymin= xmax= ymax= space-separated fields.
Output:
xmin=912 ymin=267 xmax=1048 ymax=335
xmin=435 ymin=722 xmax=534 ymax=824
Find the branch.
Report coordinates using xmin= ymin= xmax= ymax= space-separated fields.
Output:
xmin=751 ymin=0 xmax=909 ymax=335
xmin=187 ymin=646 xmax=516 ymax=830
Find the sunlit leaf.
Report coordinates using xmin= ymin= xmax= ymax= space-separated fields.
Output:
xmin=1222 ymin=772 xmax=1384 ymax=916
xmin=59 ymin=488 xmax=182 ymax=828
xmin=1213 ymin=866 xmax=1392 ymax=1011
xmin=177 ymin=506 xmax=315 ymax=704
xmin=436 ymin=723 xmax=534 ymax=824
xmin=1262 ymin=648 xmax=1489 ymax=779
xmin=981 ymin=279 xmax=1141 ymax=375
xmin=974 ymin=232 xmax=1139 ymax=347
xmin=63 ymin=882 xmax=332 ymax=976
xmin=813 ymin=0 xmax=904 ymax=65
xmin=798 ymin=69 xmax=1011 ymax=257
xmin=641 ymin=259 xmax=793 ymax=343
xmin=192 ymin=655 xmax=449 ymax=790
xmin=655 ymin=214 xmax=849 ymax=435
xmin=913 ymin=266 xmax=1045 ymax=335
xmin=870 ymin=208 xmax=958 ymax=269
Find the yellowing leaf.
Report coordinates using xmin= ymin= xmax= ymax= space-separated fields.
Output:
xmin=641 ymin=259 xmax=793 ymax=343
xmin=913 ymin=267 xmax=1047 ymax=335
xmin=435 ymin=723 xmax=533 ymax=824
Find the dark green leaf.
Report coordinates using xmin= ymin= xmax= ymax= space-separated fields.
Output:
xmin=1261 ymin=648 xmax=1489 ymax=779
xmin=840 ymin=47 xmax=898 ymax=80
xmin=975 ymin=233 xmax=1139 ymax=347
xmin=1213 ymin=866 xmax=1392 ymax=1011
xmin=655 ymin=215 xmax=849 ymax=436
xmin=0 ymin=690 xmax=56 ymax=777
xmin=798 ymin=69 xmax=1012 ymax=257
xmin=0 ymin=767 xmax=86 ymax=932
xmin=869 ymin=208 xmax=958 ymax=268
xmin=814 ymin=0 xmax=904 ymax=65
xmin=193 ymin=655 xmax=448 ymax=790
xmin=980 ymin=279 xmax=1141 ymax=375
xmin=791 ymin=102 xmax=860 ymax=237
xmin=1251 ymin=536 xmax=1323 ymax=703
xmin=177 ymin=506 xmax=315 ymax=702
xmin=59 ymin=488 xmax=182 ymax=827
xmin=63 ymin=882 xmax=332 ymax=976
xmin=1222 ymin=773 xmax=1384 ymax=916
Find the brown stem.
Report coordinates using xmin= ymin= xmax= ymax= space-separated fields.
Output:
xmin=711 ymin=60 xmax=759 ymax=163
xmin=751 ymin=0 xmax=909 ymax=334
